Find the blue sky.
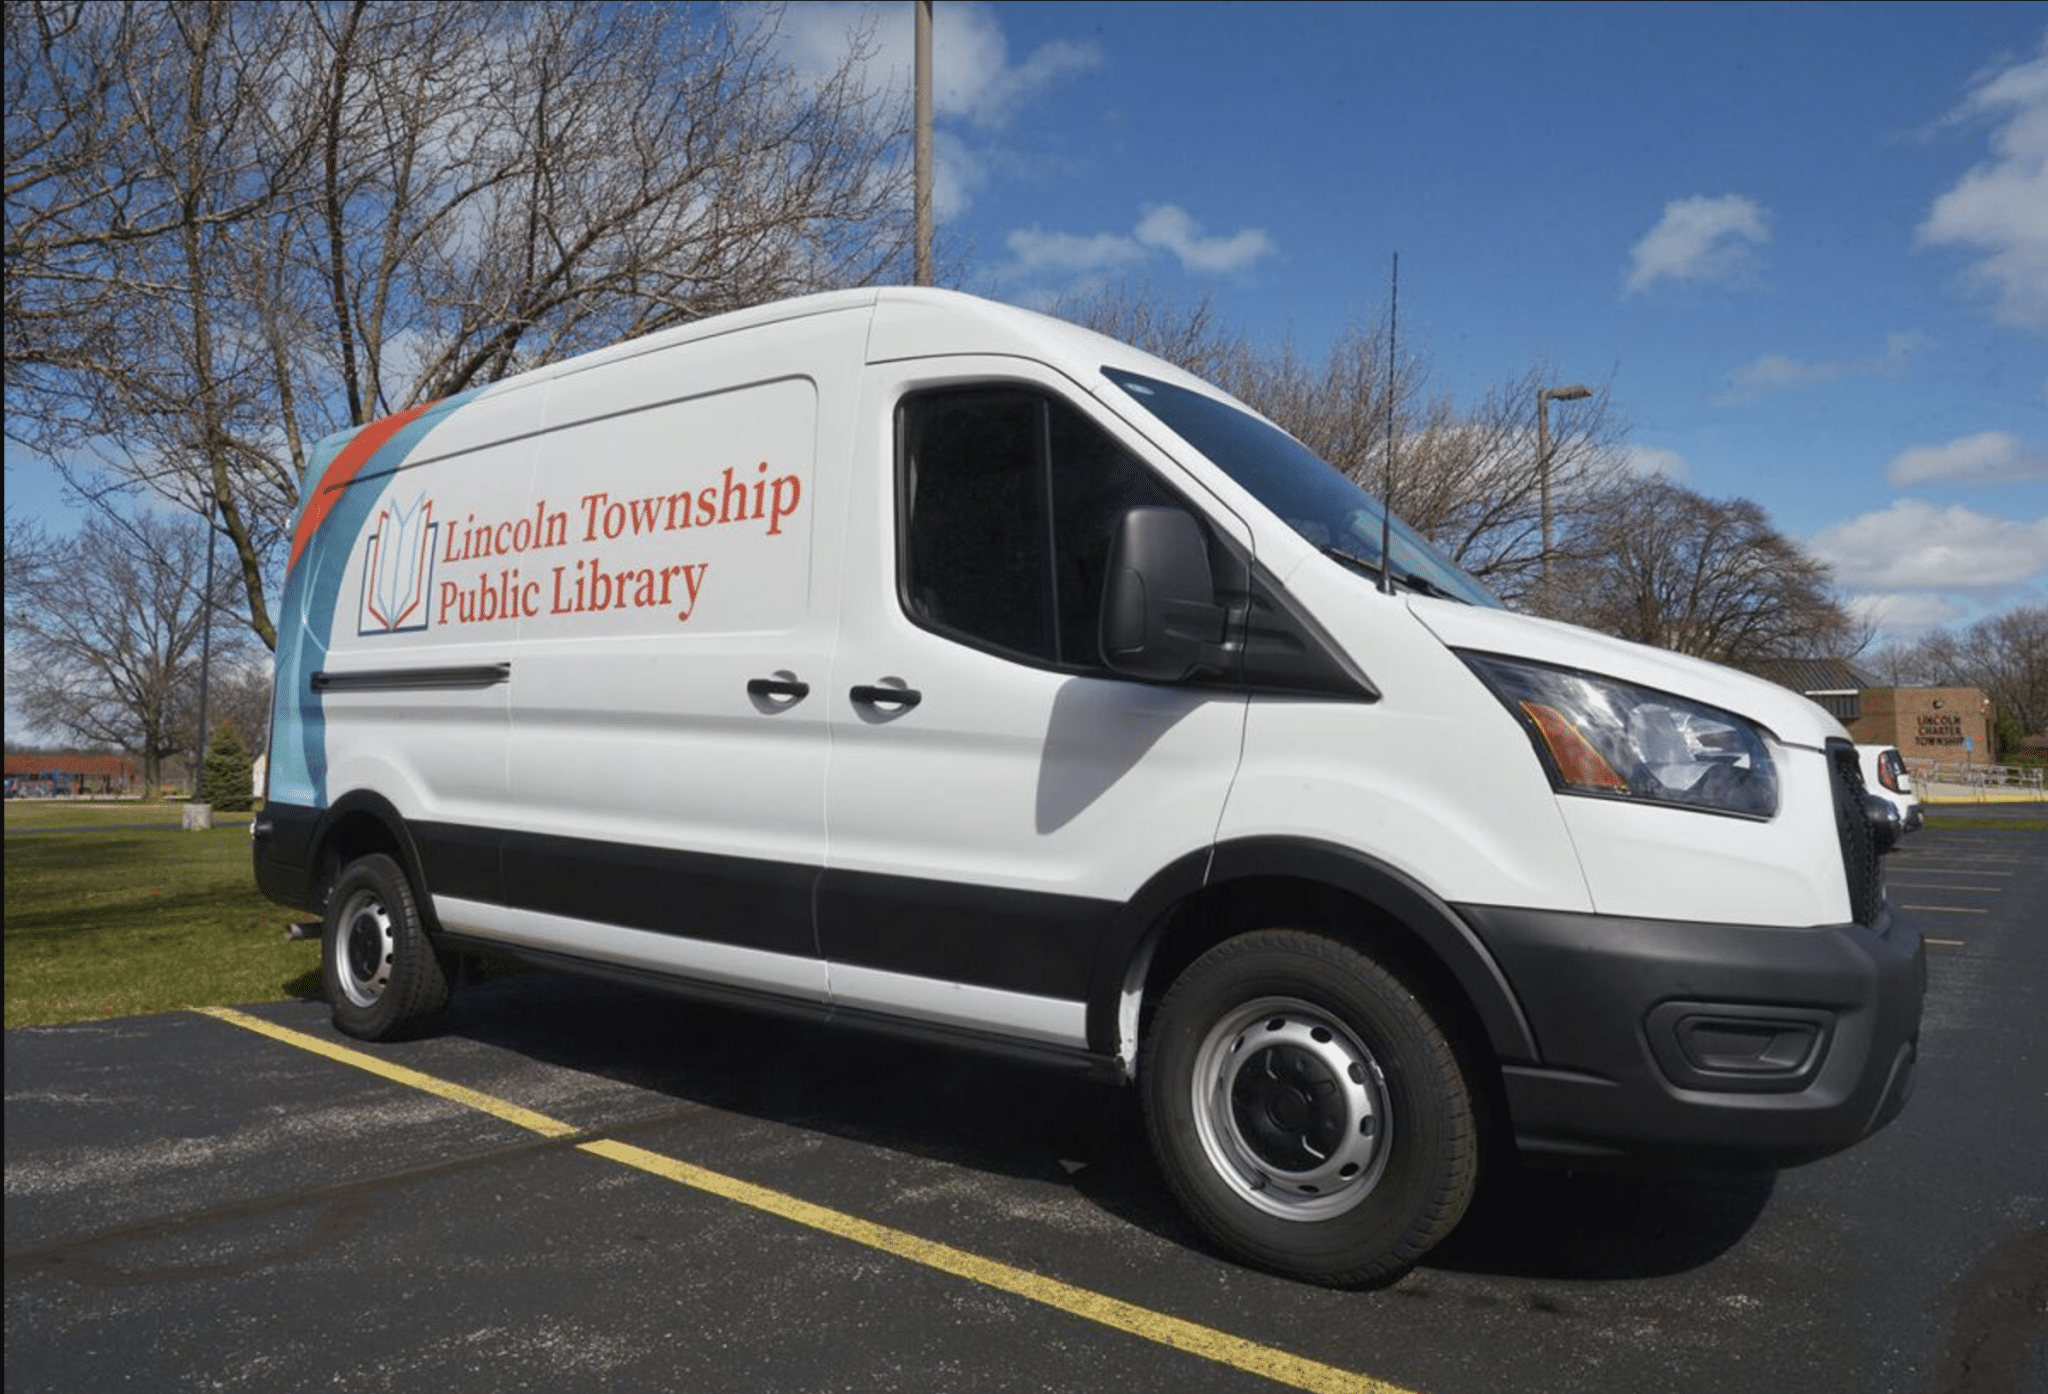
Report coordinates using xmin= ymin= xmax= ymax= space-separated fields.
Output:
xmin=790 ymin=0 xmax=2048 ymax=646
xmin=9 ymin=1 xmax=2043 ymax=652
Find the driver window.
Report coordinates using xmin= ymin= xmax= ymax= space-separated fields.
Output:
xmin=898 ymin=386 xmax=1185 ymax=671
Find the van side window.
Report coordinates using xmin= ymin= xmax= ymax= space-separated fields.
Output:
xmin=899 ymin=388 xmax=1185 ymax=671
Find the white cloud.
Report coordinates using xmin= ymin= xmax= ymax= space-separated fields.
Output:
xmin=1719 ymin=332 xmax=1922 ymax=401
xmin=1625 ymin=195 xmax=1771 ymax=294
xmin=777 ymin=1 xmax=1100 ymax=129
xmin=1621 ymin=445 xmax=1693 ymax=481
xmin=931 ymin=8 xmax=1101 ymax=130
xmin=1133 ymin=205 xmax=1276 ymax=274
xmin=1847 ymin=590 xmax=1969 ymax=639
xmin=1917 ymin=36 xmax=2048 ymax=332
xmin=1727 ymin=353 xmax=1849 ymax=394
xmin=931 ymin=128 xmax=986 ymax=224
xmin=1000 ymin=205 xmax=1276 ymax=283
xmin=775 ymin=2 xmax=1102 ymax=219
xmin=1003 ymin=226 xmax=1146 ymax=276
xmin=1888 ymin=430 xmax=2048 ymax=487
xmin=1808 ymin=500 xmax=2048 ymax=591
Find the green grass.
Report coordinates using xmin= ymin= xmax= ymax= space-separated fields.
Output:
xmin=3 ymin=799 xmax=225 ymax=830
xmin=4 ymin=822 xmax=319 ymax=1029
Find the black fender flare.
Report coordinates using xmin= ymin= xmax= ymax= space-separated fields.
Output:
xmin=305 ymin=792 xmax=450 ymax=930
xmin=1086 ymin=836 xmax=1538 ymax=1068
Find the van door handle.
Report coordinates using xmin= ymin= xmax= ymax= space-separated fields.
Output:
xmin=850 ymin=684 xmax=922 ymax=710
xmin=747 ymin=677 xmax=810 ymax=701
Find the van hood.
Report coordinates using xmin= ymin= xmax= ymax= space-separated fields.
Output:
xmin=1406 ymin=597 xmax=1848 ymax=750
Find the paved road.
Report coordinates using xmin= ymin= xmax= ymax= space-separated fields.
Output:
xmin=1922 ymin=800 xmax=2048 ymax=822
xmin=6 ymin=825 xmax=2045 ymax=1394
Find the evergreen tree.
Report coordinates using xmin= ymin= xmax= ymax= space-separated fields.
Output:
xmin=197 ymin=724 xmax=255 ymax=813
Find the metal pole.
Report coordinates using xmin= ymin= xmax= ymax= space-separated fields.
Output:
xmin=196 ymin=520 xmax=216 ymax=789
xmin=914 ymin=0 xmax=933 ymax=286
xmin=1536 ymin=384 xmax=1591 ymax=602
xmin=1538 ymin=394 xmax=1552 ymax=593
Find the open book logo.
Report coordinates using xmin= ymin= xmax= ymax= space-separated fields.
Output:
xmin=358 ymin=494 xmax=438 ymax=635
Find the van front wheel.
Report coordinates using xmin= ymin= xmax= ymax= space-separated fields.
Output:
xmin=1143 ymin=930 xmax=1478 ymax=1286
xmin=322 ymin=853 xmax=449 ymax=1042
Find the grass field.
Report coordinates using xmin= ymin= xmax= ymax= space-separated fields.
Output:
xmin=4 ymin=811 xmax=319 ymax=1029
xmin=3 ymin=798 xmax=227 ymax=830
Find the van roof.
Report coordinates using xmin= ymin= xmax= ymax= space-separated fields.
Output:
xmin=317 ymin=286 xmax=1229 ymax=457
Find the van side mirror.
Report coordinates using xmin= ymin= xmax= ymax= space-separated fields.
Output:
xmin=1101 ymin=506 xmax=1228 ymax=682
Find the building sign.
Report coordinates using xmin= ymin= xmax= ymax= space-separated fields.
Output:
xmin=1916 ymin=713 xmax=1967 ymax=747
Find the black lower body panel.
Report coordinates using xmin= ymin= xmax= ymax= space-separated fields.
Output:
xmin=1460 ymin=902 xmax=1925 ymax=1169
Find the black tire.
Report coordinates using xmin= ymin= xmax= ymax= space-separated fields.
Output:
xmin=322 ymin=852 xmax=449 ymax=1042
xmin=1142 ymin=929 xmax=1479 ymax=1286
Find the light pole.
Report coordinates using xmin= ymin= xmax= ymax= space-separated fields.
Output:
xmin=914 ymin=0 xmax=933 ymax=286
xmin=196 ymin=519 xmax=216 ymax=778
xmin=1537 ymin=383 xmax=1591 ymax=595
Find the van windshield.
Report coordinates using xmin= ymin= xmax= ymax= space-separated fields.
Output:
xmin=1103 ymin=367 xmax=1502 ymax=609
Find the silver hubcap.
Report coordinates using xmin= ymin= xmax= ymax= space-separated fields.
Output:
xmin=1190 ymin=997 xmax=1391 ymax=1221
xmin=335 ymin=890 xmax=395 ymax=1008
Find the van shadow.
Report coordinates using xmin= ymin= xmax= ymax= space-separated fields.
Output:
xmin=1425 ymin=1164 xmax=1776 ymax=1281
xmin=436 ymin=971 xmax=1772 ymax=1284
xmin=436 ymin=969 xmax=1179 ymax=1223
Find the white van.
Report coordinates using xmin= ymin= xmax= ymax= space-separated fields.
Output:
xmin=256 ymin=287 xmax=1922 ymax=1285
xmin=1859 ymin=744 xmax=1923 ymax=835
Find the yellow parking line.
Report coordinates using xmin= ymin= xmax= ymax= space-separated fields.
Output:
xmin=199 ymin=1006 xmax=579 ymax=1139
xmin=197 ymin=1007 xmax=1419 ymax=1394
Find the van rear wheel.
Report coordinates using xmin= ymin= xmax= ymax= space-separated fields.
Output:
xmin=1143 ymin=930 xmax=1478 ymax=1286
xmin=322 ymin=853 xmax=449 ymax=1041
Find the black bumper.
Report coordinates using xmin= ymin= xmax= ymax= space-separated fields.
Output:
xmin=1461 ymin=902 xmax=1925 ymax=1170
xmin=251 ymin=801 xmax=322 ymax=915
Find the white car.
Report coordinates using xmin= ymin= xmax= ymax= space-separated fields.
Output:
xmin=1860 ymin=744 xmax=1923 ymax=835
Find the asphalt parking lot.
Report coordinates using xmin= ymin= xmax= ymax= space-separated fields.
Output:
xmin=6 ymin=813 xmax=2045 ymax=1394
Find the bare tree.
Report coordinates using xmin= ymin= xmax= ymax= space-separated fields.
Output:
xmin=1962 ymin=606 xmax=2047 ymax=741
xmin=1224 ymin=327 xmax=1419 ymax=484
xmin=6 ymin=3 xmax=258 ymax=447
xmin=1547 ymin=478 xmax=1859 ymax=664
xmin=1391 ymin=368 xmax=1625 ymax=604
xmin=1870 ymin=605 xmax=2048 ymax=749
xmin=1057 ymin=285 xmax=1627 ymax=602
xmin=196 ymin=658 xmax=274 ymax=759
xmin=4 ymin=507 xmax=48 ymax=596
xmin=6 ymin=510 xmax=253 ymax=792
xmin=6 ymin=0 xmax=921 ymax=649
xmin=1865 ymin=630 xmax=1965 ymax=688
xmin=1055 ymin=281 xmax=1249 ymax=385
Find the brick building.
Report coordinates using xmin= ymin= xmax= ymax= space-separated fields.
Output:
xmin=1847 ymin=687 xmax=1994 ymax=765
xmin=2 ymin=751 xmax=143 ymax=797
xmin=1743 ymin=659 xmax=1994 ymax=766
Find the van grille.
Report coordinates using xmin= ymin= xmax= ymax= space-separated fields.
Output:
xmin=1827 ymin=740 xmax=1884 ymax=926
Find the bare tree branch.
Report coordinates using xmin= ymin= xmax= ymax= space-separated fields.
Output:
xmin=5 ymin=508 xmax=254 ymax=789
xmin=1547 ymin=478 xmax=1858 ymax=664
xmin=6 ymin=0 xmax=920 ymax=655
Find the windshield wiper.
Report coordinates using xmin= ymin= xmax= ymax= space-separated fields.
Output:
xmin=1319 ymin=545 xmax=1385 ymax=579
xmin=1394 ymin=570 xmax=1457 ymax=600
xmin=1320 ymin=546 xmax=1463 ymax=602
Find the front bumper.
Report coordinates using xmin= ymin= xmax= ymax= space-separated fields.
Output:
xmin=1461 ymin=902 xmax=1925 ymax=1170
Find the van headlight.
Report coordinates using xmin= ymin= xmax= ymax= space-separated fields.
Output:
xmin=1461 ymin=653 xmax=1778 ymax=819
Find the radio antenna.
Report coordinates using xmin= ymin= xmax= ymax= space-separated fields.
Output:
xmin=1380 ymin=252 xmax=1399 ymax=595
